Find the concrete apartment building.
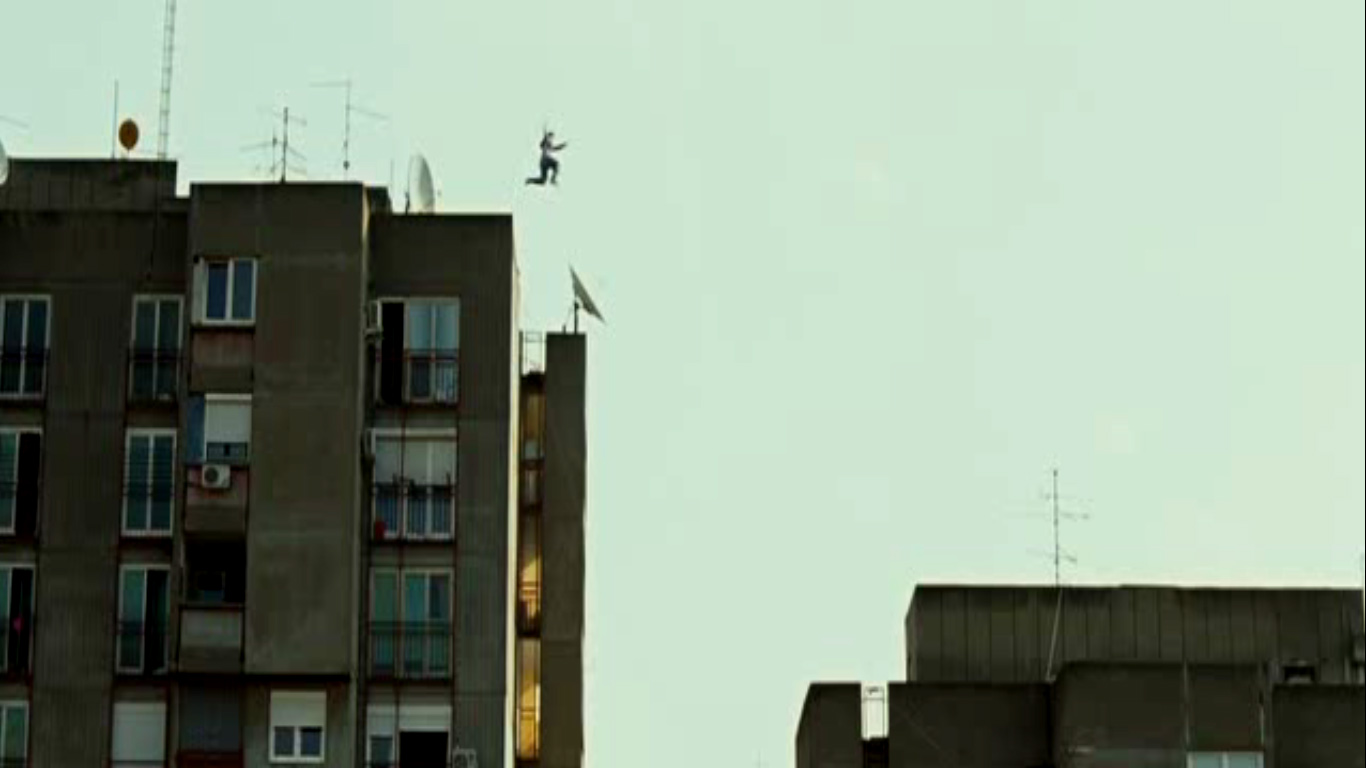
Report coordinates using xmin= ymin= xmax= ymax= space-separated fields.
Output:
xmin=798 ymin=584 xmax=1366 ymax=768
xmin=0 ymin=158 xmax=586 ymax=768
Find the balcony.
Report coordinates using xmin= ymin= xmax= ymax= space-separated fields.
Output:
xmin=0 ymin=480 xmax=40 ymax=539
xmin=116 ymin=620 xmax=169 ymax=675
xmin=368 ymin=622 xmax=452 ymax=679
xmin=0 ymin=346 xmax=46 ymax=400
xmin=128 ymin=348 xmax=180 ymax=404
xmin=372 ymin=483 xmax=454 ymax=541
xmin=179 ymin=605 xmax=244 ymax=673
xmin=0 ymin=612 xmax=32 ymax=678
xmin=376 ymin=350 xmax=459 ymax=406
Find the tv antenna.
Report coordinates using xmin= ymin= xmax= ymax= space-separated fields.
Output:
xmin=1039 ymin=468 xmax=1092 ymax=681
xmin=406 ymin=154 xmax=436 ymax=213
xmin=257 ymin=107 xmax=307 ymax=182
xmin=312 ymin=78 xmax=388 ymax=179
xmin=156 ymin=0 xmax=178 ymax=158
xmin=570 ymin=267 xmax=606 ymax=333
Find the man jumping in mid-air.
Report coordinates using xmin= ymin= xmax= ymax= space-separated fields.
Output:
xmin=525 ymin=129 xmax=567 ymax=186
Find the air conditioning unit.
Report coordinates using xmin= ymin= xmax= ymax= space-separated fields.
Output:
xmin=452 ymin=748 xmax=478 ymax=768
xmin=201 ymin=463 xmax=232 ymax=490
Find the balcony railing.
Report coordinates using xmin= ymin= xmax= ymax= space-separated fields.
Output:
xmin=376 ymin=350 xmax=459 ymax=406
xmin=0 ymin=346 xmax=47 ymax=399
xmin=128 ymin=347 xmax=181 ymax=403
xmin=368 ymin=621 xmax=452 ymax=679
xmin=116 ymin=620 xmax=169 ymax=675
xmin=179 ymin=604 xmax=245 ymax=673
xmin=373 ymin=483 xmax=454 ymax=541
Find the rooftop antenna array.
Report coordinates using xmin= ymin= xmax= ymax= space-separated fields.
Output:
xmin=156 ymin=0 xmax=178 ymax=158
xmin=312 ymin=78 xmax=388 ymax=179
xmin=253 ymin=107 xmax=307 ymax=182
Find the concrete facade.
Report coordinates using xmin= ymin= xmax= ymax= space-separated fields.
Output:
xmin=799 ymin=585 xmax=1366 ymax=768
xmin=0 ymin=158 xmax=589 ymax=768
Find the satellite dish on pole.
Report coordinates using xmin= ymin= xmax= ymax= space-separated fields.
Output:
xmin=570 ymin=266 xmax=605 ymax=332
xmin=0 ymin=138 xmax=9 ymax=186
xmin=408 ymin=154 xmax=435 ymax=213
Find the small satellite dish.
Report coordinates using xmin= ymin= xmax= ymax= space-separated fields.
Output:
xmin=570 ymin=267 xmax=605 ymax=326
xmin=118 ymin=119 xmax=140 ymax=153
xmin=408 ymin=154 xmax=435 ymax=214
xmin=0 ymin=138 xmax=9 ymax=186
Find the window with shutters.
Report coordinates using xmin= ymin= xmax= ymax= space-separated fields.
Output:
xmin=124 ymin=430 xmax=175 ymax=536
xmin=0 ymin=296 xmax=49 ymax=399
xmin=0 ymin=429 xmax=40 ymax=538
xmin=270 ymin=691 xmax=326 ymax=764
xmin=112 ymin=700 xmax=167 ymax=768
xmin=187 ymin=394 xmax=252 ymax=465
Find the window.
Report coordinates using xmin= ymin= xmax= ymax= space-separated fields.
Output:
xmin=0 ymin=702 xmax=25 ymax=767
xmin=0 ymin=566 xmax=33 ymax=676
xmin=270 ymin=691 xmax=325 ymax=763
xmin=196 ymin=258 xmax=256 ymax=325
xmin=117 ymin=566 xmax=169 ymax=674
xmin=187 ymin=395 xmax=252 ymax=465
xmin=130 ymin=296 xmax=182 ymax=401
xmin=516 ymin=638 xmax=542 ymax=760
xmin=366 ymin=704 xmax=451 ymax=768
xmin=1189 ymin=755 xmax=1264 ymax=768
xmin=375 ymin=299 xmax=459 ymax=404
xmin=112 ymin=700 xmax=167 ymax=768
xmin=372 ymin=432 xmax=456 ymax=540
xmin=124 ymin=430 xmax=175 ymax=536
xmin=0 ymin=429 xmax=41 ymax=537
xmin=370 ymin=570 xmax=452 ymax=678
xmin=0 ymin=296 xmax=49 ymax=398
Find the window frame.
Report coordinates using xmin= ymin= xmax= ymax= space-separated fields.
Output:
xmin=369 ymin=568 xmax=453 ymax=678
xmin=196 ymin=257 xmax=258 ymax=327
xmin=373 ymin=297 xmax=461 ymax=405
xmin=122 ymin=429 xmax=177 ymax=538
xmin=269 ymin=691 xmax=327 ymax=764
xmin=0 ymin=700 xmax=27 ymax=764
xmin=1187 ymin=754 xmax=1265 ymax=768
xmin=370 ymin=428 xmax=458 ymax=541
xmin=129 ymin=295 xmax=184 ymax=401
xmin=116 ymin=564 xmax=171 ymax=675
xmin=0 ymin=294 xmax=51 ymax=399
xmin=0 ymin=427 xmax=41 ymax=537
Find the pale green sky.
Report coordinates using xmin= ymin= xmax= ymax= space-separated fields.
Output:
xmin=4 ymin=1 xmax=1363 ymax=766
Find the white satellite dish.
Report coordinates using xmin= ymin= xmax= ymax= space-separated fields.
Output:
xmin=570 ymin=266 xmax=605 ymax=330
xmin=0 ymin=138 xmax=9 ymax=187
xmin=408 ymin=154 xmax=435 ymax=214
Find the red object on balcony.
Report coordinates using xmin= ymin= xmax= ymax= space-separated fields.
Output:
xmin=373 ymin=517 xmax=387 ymax=540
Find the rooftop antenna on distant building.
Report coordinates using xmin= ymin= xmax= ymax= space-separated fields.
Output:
xmin=570 ymin=266 xmax=605 ymax=333
xmin=312 ymin=78 xmax=388 ymax=180
xmin=407 ymin=154 xmax=436 ymax=213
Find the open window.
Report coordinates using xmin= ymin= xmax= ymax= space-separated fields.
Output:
xmin=117 ymin=566 xmax=169 ymax=675
xmin=375 ymin=299 xmax=460 ymax=405
xmin=0 ymin=429 xmax=40 ymax=537
xmin=0 ymin=566 xmax=33 ymax=676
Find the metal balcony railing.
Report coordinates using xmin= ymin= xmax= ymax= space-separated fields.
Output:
xmin=375 ymin=350 xmax=459 ymax=405
xmin=128 ymin=347 xmax=181 ymax=403
xmin=116 ymin=620 xmax=169 ymax=675
xmin=0 ymin=346 xmax=47 ymax=398
xmin=368 ymin=621 xmax=452 ymax=679
xmin=372 ymin=483 xmax=454 ymax=540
